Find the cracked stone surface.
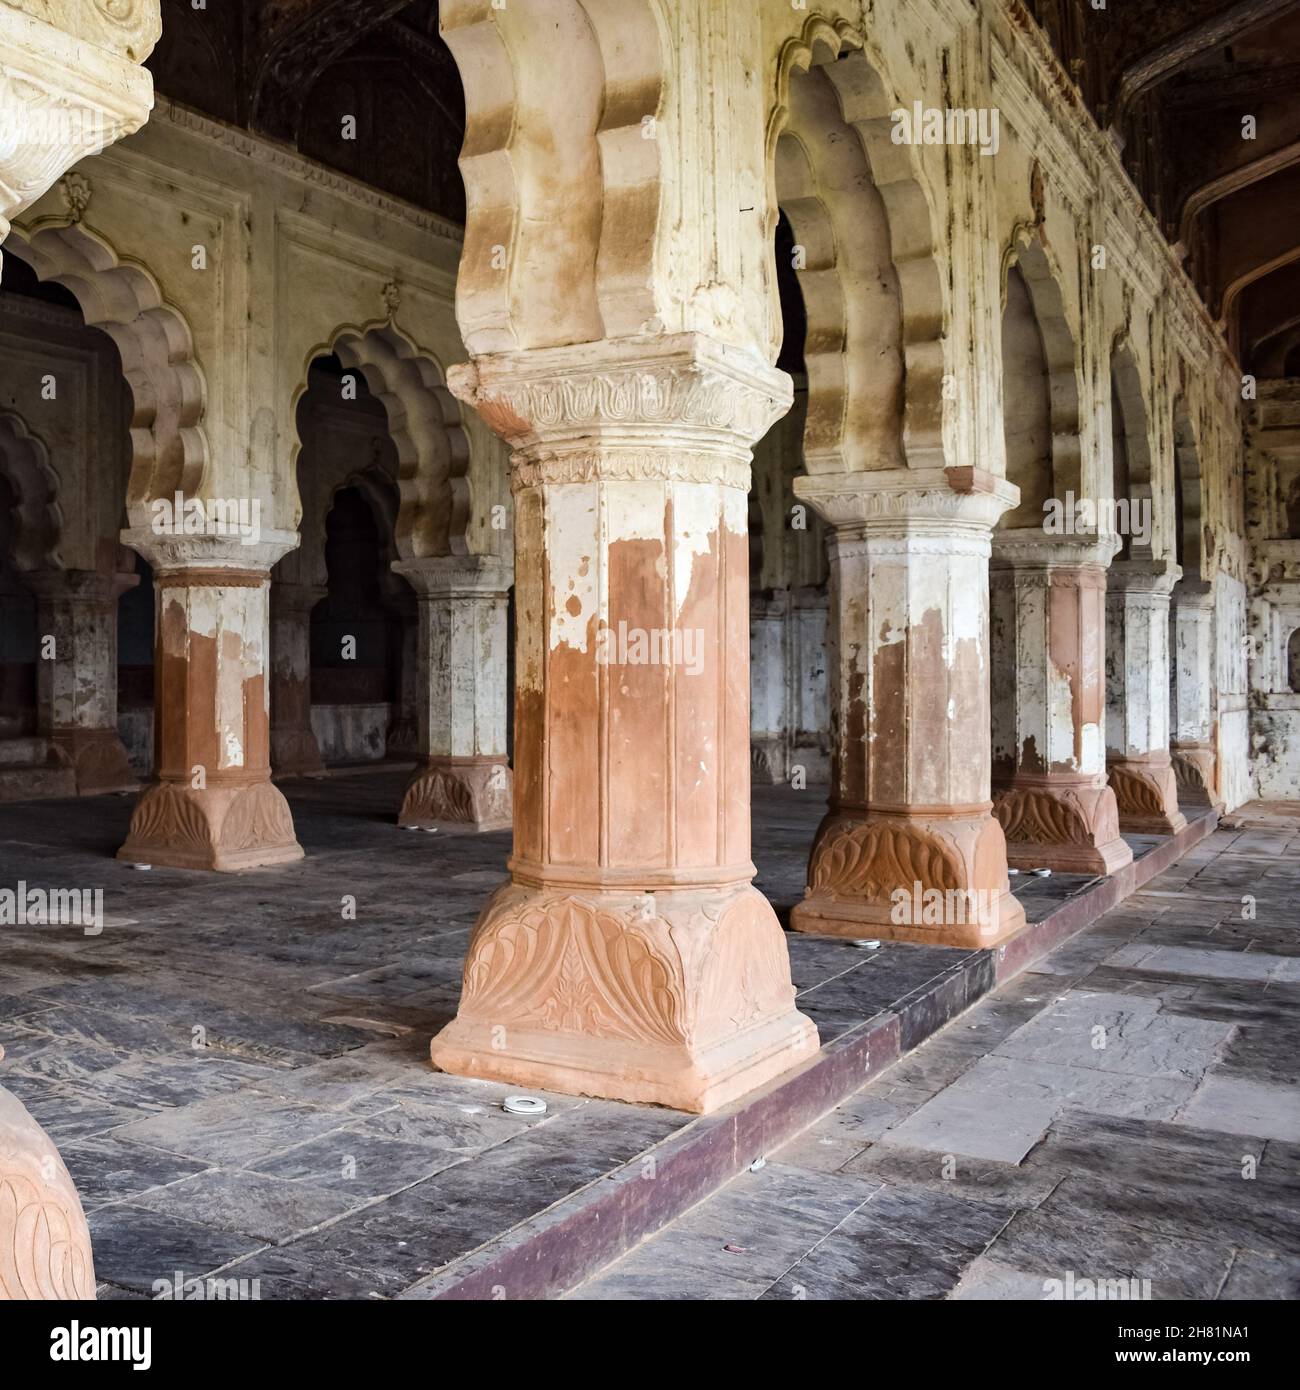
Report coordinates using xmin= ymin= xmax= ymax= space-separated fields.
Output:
xmin=571 ymin=806 xmax=1300 ymax=1300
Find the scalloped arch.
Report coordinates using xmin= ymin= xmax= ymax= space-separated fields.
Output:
xmin=292 ymin=323 xmax=471 ymax=562
xmin=3 ymin=222 xmax=208 ymax=525
xmin=0 ymin=410 xmax=62 ymax=572
xmin=765 ymin=15 xmax=948 ymax=473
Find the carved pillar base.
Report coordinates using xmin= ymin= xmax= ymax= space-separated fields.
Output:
xmin=750 ymin=735 xmax=788 ymax=786
xmin=0 ymin=1068 xmax=96 ymax=1300
xmin=399 ymin=754 xmax=512 ymax=831
xmin=792 ymin=805 xmax=1025 ymax=947
xmin=1172 ymin=741 xmax=1221 ymax=809
xmin=51 ymin=727 xmax=136 ymax=797
xmin=431 ymin=881 xmax=817 ymax=1112
xmin=1108 ymin=753 xmax=1188 ymax=835
xmin=993 ymin=774 xmax=1133 ymax=875
xmin=117 ymin=532 xmax=304 ymax=872
xmin=118 ymin=777 xmax=303 ymax=872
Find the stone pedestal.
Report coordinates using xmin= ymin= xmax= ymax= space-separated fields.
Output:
xmin=429 ymin=335 xmax=818 ymax=1112
xmin=25 ymin=569 xmax=138 ymax=795
xmin=394 ymin=556 xmax=512 ymax=831
xmin=1170 ymin=579 xmax=1221 ymax=809
xmin=1106 ymin=559 xmax=1188 ymax=835
xmin=790 ymin=471 xmax=1025 ymax=948
xmin=117 ymin=533 xmax=304 ymax=871
xmin=0 ymin=1060 xmax=95 ymax=1300
xmin=989 ymin=532 xmax=1133 ymax=875
xmin=750 ymin=591 xmax=790 ymax=784
xmin=269 ymin=582 xmax=326 ymax=777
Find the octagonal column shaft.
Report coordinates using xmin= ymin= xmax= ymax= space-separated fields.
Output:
xmin=394 ymin=556 xmax=512 ymax=831
xmin=1170 ymin=580 xmax=1220 ymax=808
xmin=1106 ymin=559 xmax=1188 ymax=834
xmin=270 ymin=582 xmax=326 ymax=777
xmin=24 ymin=568 xmax=138 ymax=794
xmin=430 ymin=334 xmax=818 ymax=1112
xmin=791 ymin=471 xmax=1025 ymax=948
xmin=750 ymin=591 xmax=790 ymax=784
xmin=117 ymin=532 xmax=304 ymax=871
xmin=989 ymin=532 xmax=1133 ymax=875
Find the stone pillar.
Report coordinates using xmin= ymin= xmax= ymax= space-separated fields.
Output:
xmin=790 ymin=471 xmax=1025 ymax=948
xmin=117 ymin=533 xmax=304 ymax=871
xmin=789 ymin=586 xmax=830 ymax=785
xmin=24 ymin=569 xmax=138 ymax=795
xmin=429 ymin=335 xmax=818 ymax=1112
xmin=385 ymin=596 xmax=419 ymax=759
xmin=1106 ymin=559 xmax=1188 ymax=834
xmin=750 ymin=590 xmax=790 ymax=784
xmin=1170 ymin=579 xmax=1220 ymax=808
xmin=394 ymin=556 xmax=512 ymax=831
xmin=989 ymin=533 xmax=1133 ymax=875
xmin=269 ymin=582 xmax=326 ymax=777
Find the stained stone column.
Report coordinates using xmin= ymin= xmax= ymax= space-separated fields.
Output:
xmin=791 ymin=471 xmax=1025 ymax=948
xmin=750 ymin=590 xmax=790 ymax=784
xmin=394 ymin=555 xmax=512 ymax=831
xmin=1106 ymin=559 xmax=1188 ymax=834
xmin=430 ymin=335 xmax=818 ymax=1112
xmin=989 ymin=532 xmax=1133 ymax=875
xmin=117 ymin=532 xmax=304 ymax=871
xmin=24 ymin=569 xmax=138 ymax=795
xmin=385 ymin=596 xmax=419 ymax=759
xmin=1170 ymin=579 xmax=1220 ymax=809
xmin=269 ymin=582 xmax=326 ymax=777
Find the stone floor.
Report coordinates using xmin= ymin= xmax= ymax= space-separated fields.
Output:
xmin=571 ymin=805 xmax=1300 ymax=1300
xmin=0 ymin=772 xmax=1288 ymax=1299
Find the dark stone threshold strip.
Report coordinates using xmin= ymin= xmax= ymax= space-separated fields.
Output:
xmin=403 ymin=808 xmax=1220 ymax=1301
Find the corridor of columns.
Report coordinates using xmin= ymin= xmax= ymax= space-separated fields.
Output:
xmin=0 ymin=0 xmax=1296 ymax=1314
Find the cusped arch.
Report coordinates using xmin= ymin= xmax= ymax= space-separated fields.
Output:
xmin=315 ymin=468 xmax=405 ymax=606
xmin=0 ymin=411 xmax=62 ymax=572
xmin=438 ymin=0 xmax=666 ymax=351
xmin=292 ymin=324 xmax=470 ymax=563
xmin=2 ymin=222 xmax=208 ymax=526
xmin=998 ymin=231 xmax=1084 ymax=519
xmin=765 ymin=16 xmax=949 ymax=473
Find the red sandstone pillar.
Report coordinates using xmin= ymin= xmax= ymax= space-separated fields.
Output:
xmin=790 ymin=471 xmax=1025 ymax=948
xmin=394 ymin=556 xmax=512 ymax=831
xmin=25 ymin=569 xmax=138 ymax=795
xmin=1106 ymin=559 xmax=1188 ymax=834
xmin=269 ymin=582 xmax=326 ymax=777
xmin=117 ymin=534 xmax=303 ymax=871
xmin=989 ymin=532 xmax=1133 ymax=874
xmin=429 ymin=335 xmax=818 ymax=1112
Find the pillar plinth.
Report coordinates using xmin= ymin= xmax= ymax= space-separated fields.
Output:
xmin=1170 ymin=579 xmax=1221 ymax=809
xmin=430 ymin=335 xmax=818 ymax=1112
xmin=270 ymin=582 xmax=326 ymax=778
xmin=24 ymin=569 xmax=138 ymax=795
xmin=393 ymin=556 xmax=512 ymax=831
xmin=750 ymin=591 xmax=790 ymax=784
xmin=0 ymin=1060 xmax=96 ymax=1300
xmin=989 ymin=532 xmax=1133 ymax=876
xmin=791 ymin=471 xmax=1026 ymax=948
xmin=117 ymin=532 xmax=304 ymax=871
xmin=1106 ymin=559 xmax=1187 ymax=835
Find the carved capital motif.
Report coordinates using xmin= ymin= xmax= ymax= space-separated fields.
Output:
xmin=0 ymin=1079 xmax=95 ymax=1300
xmin=795 ymin=468 xmax=1019 ymax=536
xmin=448 ymin=334 xmax=793 ymax=485
xmin=2 ymin=1 xmax=161 ymax=62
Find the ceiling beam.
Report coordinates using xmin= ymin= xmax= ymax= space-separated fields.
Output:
xmin=1178 ymin=140 xmax=1300 ymax=246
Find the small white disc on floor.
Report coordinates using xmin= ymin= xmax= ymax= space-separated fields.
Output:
xmin=503 ymin=1095 xmax=547 ymax=1116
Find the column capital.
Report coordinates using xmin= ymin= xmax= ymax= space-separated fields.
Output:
xmin=392 ymin=553 xmax=512 ymax=598
xmin=991 ymin=527 xmax=1121 ymax=572
xmin=794 ymin=467 xmax=1019 ymax=536
xmin=448 ymin=333 xmax=792 ymax=491
xmin=22 ymin=567 xmax=138 ymax=604
xmin=121 ymin=528 xmax=299 ymax=577
xmin=1108 ymin=557 xmax=1182 ymax=596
